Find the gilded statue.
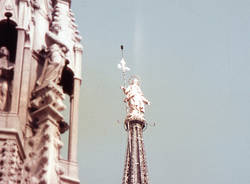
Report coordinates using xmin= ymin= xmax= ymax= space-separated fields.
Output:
xmin=121 ymin=77 xmax=150 ymax=121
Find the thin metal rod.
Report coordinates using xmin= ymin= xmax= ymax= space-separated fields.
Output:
xmin=121 ymin=45 xmax=124 ymax=58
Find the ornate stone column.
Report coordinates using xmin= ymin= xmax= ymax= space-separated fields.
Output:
xmin=11 ymin=0 xmax=31 ymax=113
xmin=23 ymin=82 xmax=67 ymax=183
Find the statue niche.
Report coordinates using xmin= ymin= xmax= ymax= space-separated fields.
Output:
xmin=0 ymin=46 xmax=14 ymax=111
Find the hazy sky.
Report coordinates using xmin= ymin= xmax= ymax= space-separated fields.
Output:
xmin=63 ymin=0 xmax=250 ymax=183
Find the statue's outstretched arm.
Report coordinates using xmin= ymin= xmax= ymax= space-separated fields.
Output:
xmin=120 ymin=86 xmax=126 ymax=93
xmin=121 ymin=86 xmax=131 ymax=95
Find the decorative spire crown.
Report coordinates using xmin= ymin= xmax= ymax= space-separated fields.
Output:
xmin=118 ymin=45 xmax=151 ymax=184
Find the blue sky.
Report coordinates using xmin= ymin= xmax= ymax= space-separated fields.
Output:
xmin=62 ymin=0 xmax=250 ymax=183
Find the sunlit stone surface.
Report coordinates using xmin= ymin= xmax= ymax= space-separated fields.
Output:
xmin=0 ymin=0 xmax=82 ymax=183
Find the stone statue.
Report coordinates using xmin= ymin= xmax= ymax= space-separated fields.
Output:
xmin=37 ymin=44 xmax=66 ymax=87
xmin=0 ymin=46 xmax=14 ymax=111
xmin=121 ymin=77 xmax=150 ymax=121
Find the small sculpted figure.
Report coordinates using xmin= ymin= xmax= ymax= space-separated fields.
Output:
xmin=0 ymin=46 xmax=14 ymax=111
xmin=37 ymin=44 xmax=66 ymax=87
xmin=121 ymin=77 xmax=150 ymax=120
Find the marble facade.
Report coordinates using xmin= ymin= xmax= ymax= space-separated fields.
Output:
xmin=0 ymin=0 xmax=82 ymax=183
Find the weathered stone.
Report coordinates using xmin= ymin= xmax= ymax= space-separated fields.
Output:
xmin=0 ymin=0 xmax=82 ymax=183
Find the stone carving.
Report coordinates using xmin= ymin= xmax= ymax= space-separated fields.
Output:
xmin=22 ymin=122 xmax=64 ymax=184
xmin=0 ymin=46 xmax=14 ymax=111
xmin=27 ymin=61 xmax=69 ymax=183
xmin=121 ymin=77 xmax=150 ymax=122
xmin=45 ymin=2 xmax=82 ymax=72
xmin=0 ymin=140 xmax=23 ymax=184
xmin=49 ymin=3 xmax=81 ymax=43
xmin=26 ymin=41 xmax=70 ymax=183
xmin=37 ymin=44 xmax=66 ymax=87
xmin=30 ymin=81 xmax=68 ymax=131
xmin=31 ymin=0 xmax=40 ymax=10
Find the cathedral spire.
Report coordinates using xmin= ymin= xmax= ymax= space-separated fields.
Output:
xmin=118 ymin=46 xmax=150 ymax=184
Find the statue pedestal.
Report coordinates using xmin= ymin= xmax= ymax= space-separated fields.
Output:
xmin=30 ymin=82 xmax=68 ymax=133
xmin=125 ymin=116 xmax=146 ymax=131
xmin=122 ymin=119 xmax=149 ymax=184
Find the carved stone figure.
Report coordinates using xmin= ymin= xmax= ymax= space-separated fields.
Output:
xmin=0 ymin=46 xmax=14 ymax=111
xmin=121 ymin=77 xmax=150 ymax=121
xmin=37 ymin=44 xmax=66 ymax=87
